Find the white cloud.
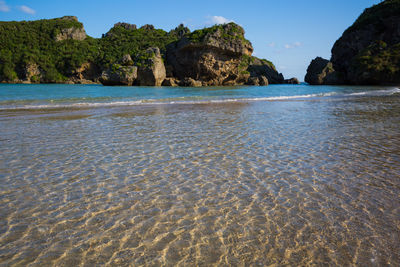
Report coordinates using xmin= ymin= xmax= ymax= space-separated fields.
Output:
xmin=209 ymin=16 xmax=234 ymax=25
xmin=284 ymin=42 xmax=302 ymax=49
xmin=267 ymin=42 xmax=276 ymax=48
xmin=0 ymin=0 xmax=10 ymax=12
xmin=19 ymin=5 xmax=35 ymax=14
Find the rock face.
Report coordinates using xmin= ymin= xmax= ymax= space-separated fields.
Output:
xmin=121 ymin=54 xmax=134 ymax=66
xmin=246 ymin=76 xmax=269 ymax=86
xmin=284 ymin=77 xmax=300 ymax=84
xmin=70 ymin=62 xmax=101 ymax=84
xmin=0 ymin=17 xmax=285 ymax=86
xmin=162 ymin=77 xmax=178 ymax=86
xmin=305 ymin=57 xmax=344 ymax=85
xmin=247 ymin=57 xmax=284 ymax=84
xmin=178 ymin=77 xmax=202 ymax=87
xmin=114 ymin=22 xmax=137 ymax=30
xmin=55 ymin=27 xmax=86 ymax=41
xmin=99 ymin=58 xmax=138 ymax=86
xmin=166 ymin=23 xmax=254 ymax=86
xmin=23 ymin=63 xmax=42 ymax=83
xmin=54 ymin=16 xmax=86 ymax=41
xmin=135 ymin=47 xmax=166 ymax=86
xmin=140 ymin=24 xmax=155 ymax=30
xmin=306 ymin=0 xmax=400 ymax=85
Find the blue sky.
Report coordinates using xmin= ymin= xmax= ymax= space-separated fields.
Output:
xmin=0 ymin=0 xmax=380 ymax=81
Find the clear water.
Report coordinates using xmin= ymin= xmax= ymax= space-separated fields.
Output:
xmin=0 ymin=84 xmax=399 ymax=266
xmin=0 ymin=83 xmax=399 ymax=109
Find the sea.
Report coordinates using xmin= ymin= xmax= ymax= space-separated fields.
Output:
xmin=0 ymin=84 xmax=399 ymax=266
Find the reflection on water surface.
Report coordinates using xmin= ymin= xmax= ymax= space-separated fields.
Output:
xmin=0 ymin=97 xmax=399 ymax=266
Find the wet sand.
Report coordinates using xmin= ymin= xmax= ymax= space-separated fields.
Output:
xmin=0 ymin=97 xmax=399 ymax=266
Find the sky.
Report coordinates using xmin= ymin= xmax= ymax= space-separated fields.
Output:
xmin=0 ymin=0 xmax=381 ymax=81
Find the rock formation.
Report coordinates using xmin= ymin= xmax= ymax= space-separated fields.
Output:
xmin=69 ymin=62 xmax=101 ymax=84
xmin=306 ymin=0 xmax=400 ymax=85
xmin=165 ymin=23 xmax=288 ymax=86
xmin=178 ymin=77 xmax=203 ymax=87
xmin=305 ymin=57 xmax=344 ymax=85
xmin=140 ymin=24 xmax=155 ymax=30
xmin=247 ymin=57 xmax=284 ymax=84
xmin=246 ymin=76 xmax=269 ymax=86
xmin=114 ymin=22 xmax=137 ymax=31
xmin=166 ymin=23 xmax=254 ymax=86
xmin=99 ymin=56 xmax=138 ymax=86
xmin=162 ymin=78 xmax=178 ymax=86
xmin=136 ymin=47 xmax=166 ymax=86
xmin=54 ymin=16 xmax=86 ymax=41
xmin=284 ymin=78 xmax=300 ymax=84
xmin=23 ymin=63 xmax=42 ymax=83
xmin=0 ymin=16 xmax=295 ymax=86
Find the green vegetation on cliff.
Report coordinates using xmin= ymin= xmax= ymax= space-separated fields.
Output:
xmin=0 ymin=18 xmax=181 ymax=82
xmin=0 ymin=17 xmax=281 ymax=85
xmin=0 ymin=17 xmax=93 ymax=82
xmin=352 ymin=41 xmax=400 ymax=84
xmin=307 ymin=0 xmax=400 ymax=85
xmin=99 ymin=25 xmax=180 ymax=65
xmin=189 ymin=23 xmax=250 ymax=44
xmin=347 ymin=0 xmax=400 ymax=33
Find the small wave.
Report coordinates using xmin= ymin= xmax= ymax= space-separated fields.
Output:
xmin=348 ymin=87 xmax=400 ymax=96
xmin=0 ymin=88 xmax=398 ymax=111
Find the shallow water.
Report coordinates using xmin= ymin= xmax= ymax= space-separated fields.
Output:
xmin=0 ymin=85 xmax=399 ymax=266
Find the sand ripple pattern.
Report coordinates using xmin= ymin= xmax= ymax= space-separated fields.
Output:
xmin=1 ymin=97 xmax=400 ymax=266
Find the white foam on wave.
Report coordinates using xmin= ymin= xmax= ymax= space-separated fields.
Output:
xmin=1 ymin=88 xmax=398 ymax=111
xmin=348 ymin=87 xmax=400 ymax=96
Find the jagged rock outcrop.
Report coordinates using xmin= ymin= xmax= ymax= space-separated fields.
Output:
xmin=104 ymin=23 xmax=137 ymax=38
xmin=140 ymin=24 xmax=155 ymax=30
xmin=99 ymin=57 xmax=138 ymax=86
xmin=169 ymin=24 xmax=191 ymax=38
xmin=99 ymin=66 xmax=137 ymax=86
xmin=284 ymin=78 xmax=300 ymax=84
xmin=166 ymin=23 xmax=255 ymax=86
xmin=247 ymin=57 xmax=284 ymax=84
xmin=246 ymin=75 xmax=269 ymax=86
xmin=162 ymin=78 xmax=178 ymax=86
xmin=136 ymin=47 xmax=166 ymax=86
xmin=69 ymin=62 xmax=101 ymax=84
xmin=121 ymin=54 xmax=134 ymax=66
xmin=306 ymin=0 xmax=400 ymax=85
xmin=23 ymin=63 xmax=42 ymax=83
xmin=54 ymin=16 xmax=86 ymax=41
xmin=178 ymin=77 xmax=202 ymax=87
xmin=305 ymin=57 xmax=344 ymax=85
xmin=114 ymin=22 xmax=137 ymax=30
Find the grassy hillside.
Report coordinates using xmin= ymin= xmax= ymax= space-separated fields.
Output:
xmin=0 ymin=18 xmax=184 ymax=82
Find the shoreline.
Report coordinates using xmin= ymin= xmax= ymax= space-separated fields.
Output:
xmin=1 ymin=86 xmax=399 ymax=112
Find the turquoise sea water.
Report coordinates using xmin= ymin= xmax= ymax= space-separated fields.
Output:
xmin=0 ymin=84 xmax=399 ymax=266
xmin=0 ymin=83 xmax=399 ymax=109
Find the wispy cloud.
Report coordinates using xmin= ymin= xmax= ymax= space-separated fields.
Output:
xmin=0 ymin=0 xmax=10 ymax=12
xmin=284 ymin=42 xmax=302 ymax=49
xmin=208 ymin=15 xmax=234 ymax=25
xmin=18 ymin=5 xmax=35 ymax=15
xmin=267 ymin=42 xmax=276 ymax=48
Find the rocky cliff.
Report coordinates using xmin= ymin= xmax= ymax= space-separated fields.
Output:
xmin=305 ymin=0 xmax=400 ymax=85
xmin=54 ymin=16 xmax=86 ymax=41
xmin=0 ymin=17 xmax=290 ymax=86
xmin=166 ymin=23 xmax=285 ymax=86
